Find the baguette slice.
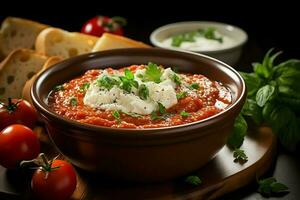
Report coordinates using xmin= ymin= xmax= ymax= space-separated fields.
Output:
xmin=22 ymin=56 xmax=62 ymax=103
xmin=92 ymin=33 xmax=151 ymax=52
xmin=0 ymin=49 xmax=48 ymax=101
xmin=0 ymin=17 xmax=49 ymax=59
xmin=35 ymin=28 xmax=98 ymax=59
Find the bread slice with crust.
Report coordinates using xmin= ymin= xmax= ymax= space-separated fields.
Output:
xmin=0 ymin=17 xmax=49 ymax=59
xmin=35 ymin=28 xmax=98 ymax=59
xmin=22 ymin=56 xmax=62 ymax=103
xmin=92 ymin=33 xmax=151 ymax=52
xmin=0 ymin=49 xmax=48 ymax=101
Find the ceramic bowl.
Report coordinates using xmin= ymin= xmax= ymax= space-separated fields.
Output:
xmin=31 ymin=48 xmax=246 ymax=182
xmin=150 ymin=21 xmax=248 ymax=66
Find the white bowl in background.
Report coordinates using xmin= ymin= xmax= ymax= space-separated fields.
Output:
xmin=150 ymin=21 xmax=248 ymax=66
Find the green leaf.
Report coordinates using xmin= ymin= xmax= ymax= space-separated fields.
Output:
xmin=70 ymin=97 xmax=77 ymax=106
xmin=97 ymin=75 xmax=120 ymax=90
xmin=143 ymin=62 xmax=162 ymax=83
xmin=185 ymin=176 xmax=202 ymax=186
xmin=138 ymin=84 xmax=149 ymax=100
xmin=253 ymin=62 xmax=271 ymax=80
xmin=198 ymin=27 xmax=223 ymax=43
xmin=187 ymin=83 xmax=200 ymax=90
xmin=79 ymin=82 xmax=90 ymax=92
xmin=171 ymin=73 xmax=182 ymax=85
xmin=112 ymin=110 xmax=121 ymax=123
xmin=54 ymin=84 xmax=64 ymax=91
xmin=227 ymin=114 xmax=248 ymax=149
xmin=158 ymin=102 xmax=166 ymax=114
xmin=180 ymin=111 xmax=189 ymax=117
xmin=239 ymin=72 xmax=261 ymax=97
xmin=258 ymin=177 xmax=289 ymax=197
xmin=176 ymin=91 xmax=188 ymax=99
xmin=256 ymin=85 xmax=276 ymax=107
xmin=124 ymin=69 xmax=134 ymax=80
xmin=241 ymin=99 xmax=263 ymax=125
xmin=233 ymin=149 xmax=248 ymax=163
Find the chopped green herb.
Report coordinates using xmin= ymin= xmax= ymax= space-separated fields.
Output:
xmin=54 ymin=84 xmax=64 ymax=91
xmin=138 ymin=84 xmax=149 ymax=100
xmin=143 ymin=62 xmax=162 ymax=83
xmin=79 ymin=82 xmax=90 ymax=92
xmin=158 ymin=102 xmax=166 ymax=114
xmin=257 ymin=177 xmax=289 ymax=197
xmin=233 ymin=148 xmax=248 ymax=163
xmin=119 ymin=69 xmax=139 ymax=92
xmin=123 ymin=111 xmax=142 ymax=118
xmin=151 ymin=111 xmax=161 ymax=120
xmin=97 ymin=75 xmax=120 ymax=90
xmin=185 ymin=175 xmax=202 ymax=186
xmin=70 ymin=97 xmax=77 ymax=106
xmin=176 ymin=91 xmax=188 ymax=99
xmin=112 ymin=110 xmax=121 ymax=123
xmin=180 ymin=111 xmax=189 ymax=117
xmin=198 ymin=27 xmax=223 ymax=43
xmin=137 ymin=74 xmax=144 ymax=79
xmin=188 ymin=83 xmax=200 ymax=90
xmin=172 ymin=73 xmax=181 ymax=85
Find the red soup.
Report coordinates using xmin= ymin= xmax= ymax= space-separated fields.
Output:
xmin=49 ymin=63 xmax=231 ymax=128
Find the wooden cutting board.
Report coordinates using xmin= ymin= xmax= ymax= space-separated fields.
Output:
xmin=0 ymin=125 xmax=276 ymax=200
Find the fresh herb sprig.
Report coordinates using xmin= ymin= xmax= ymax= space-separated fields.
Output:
xmin=257 ymin=177 xmax=289 ymax=197
xmin=228 ymin=49 xmax=300 ymax=152
xmin=185 ymin=175 xmax=202 ymax=186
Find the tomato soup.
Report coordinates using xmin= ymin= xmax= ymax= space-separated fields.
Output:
xmin=48 ymin=63 xmax=231 ymax=128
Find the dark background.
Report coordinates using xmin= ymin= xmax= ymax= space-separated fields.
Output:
xmin=1 ymin=1 xmax=299 ymax=69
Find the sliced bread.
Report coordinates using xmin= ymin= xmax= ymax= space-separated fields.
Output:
xmin=22 ymin=56 xmax=62 ymax=103
xmin=0 ymin=17 xmax=49 ymax=59
xmin=35 ymin=28 xmax=98 ymax=59
xmin=0 ymin=49 xmax=48 ymax=101
xmin=92 ymin=33 xmax=151 ymax=52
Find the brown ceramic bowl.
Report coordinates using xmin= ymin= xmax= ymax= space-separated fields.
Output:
xmin=31 ymin=48 xmax=246 ymax=182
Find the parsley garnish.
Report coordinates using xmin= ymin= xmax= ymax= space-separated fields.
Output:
xmin=70 ymin=97 xmax=77 ymax=106
xmin=185 ymin=175 xmax=202 ymax=186
xmin=171 ymin=73 xmax=181 ymax=85
xmin=97 ymin=75 xmax=120 ymax=90
xmin=158 ymin=102 xmax=166 ymax=114
xmin=233 ymin=148 xmax=248 ymax=163
xmin=79 ymin=82 xmax=90 ymax=92
xmin=176 ymin=91 xmax=188 ymax=99
xmin=188 ymin=83 xmax=200 ymax=90
xmin=180 ymin=111 xmax=189 ymax=117
xmin=119 ymin=69 xmax=139 ymax=93
xmin=112 ymin=110 xmax=121 ymax=123
xmin=257 ymin=177 xmax=289 ymax=197
xmin=54 ymin=84 xmax=64 ymax=91
xmin=143 ymin=62 xmax=162 ymax=83
xmin=138 ymin=84 xmax=149 ymax=100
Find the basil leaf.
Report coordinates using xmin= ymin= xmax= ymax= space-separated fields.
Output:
xmin=180 ymin=111 xmax=189 ymax=117
xmin=124 ymin=69 xmax=134 ymax=80
xmin=253 ymin=62 xmax=271 ymax=80
xmin=70 ymin=97 xmax=77 ymax=106
xmin=158 ymin=102 xmax=166 ymax=114
xmin=113 ymin=110 xmax=121 ymax=123
xmin=97 ymin=75 xmax=120 ymax=90
xmin=187 ymin=83 xmax=200 ymax=90
xmin=256 ymin=85 xmax=276 ymax=107
xmin=172 ymin=73 xmax=181 ymax=85
xmin=239 ymin=72 xmax=261 ymax=97
xmin=79 ymin=82 xmax=90 ymax=92
xmin=241 ymin=99 xmax=263 ymax=125
xmin=227 ymin=114 xmax=247 ymax=149
xmin=258 ymin=177 xmax=289 ymax=197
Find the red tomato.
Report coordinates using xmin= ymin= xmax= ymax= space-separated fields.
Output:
xmin=81 ymin=16 xmax=126 ymax=37
xmin=0 ymin=125 xmax=40 ymax=169
xmin=0 ymin=98 xmax=38 ymax=131
xmin=31 ymin=159 xmax=77 ymax=200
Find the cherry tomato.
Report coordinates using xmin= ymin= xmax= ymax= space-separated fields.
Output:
xmin=31 ymin=158 xmax=77 ymax=200
xmin=81 ymin=16 xmax=126 ymax=37
xmin=0 ymin=98 xmax=38 ymax=131
xmin=0 ymin=124 xmax=40 ymax=169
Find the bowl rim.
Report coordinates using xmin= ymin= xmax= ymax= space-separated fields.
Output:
xmin=31 ymin=48 xmax=246 ymax=136
xmin=150 ymin=21 xmax=248 ymax=54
